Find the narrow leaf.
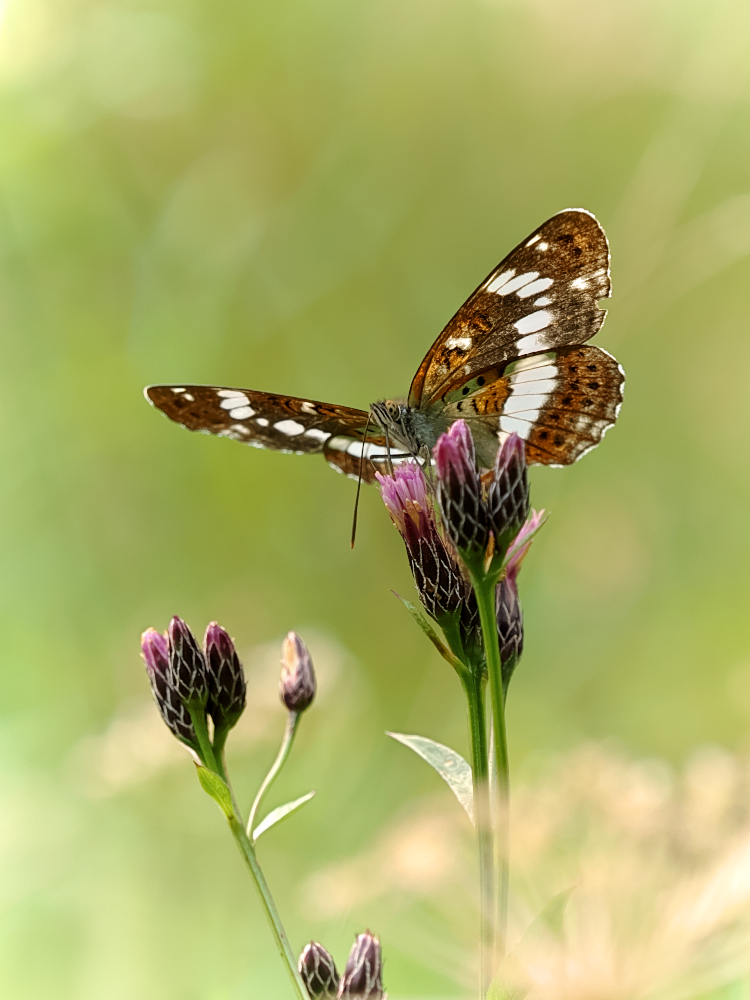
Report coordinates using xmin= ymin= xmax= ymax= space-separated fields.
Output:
xmin=521 ymin=886 xmax=573 ymax=941
xmin=252 ymin=791 xmax=316 ymax=842
xmin=393 ymin=593 xmax=463 ymax=673
xmin=196 ymin=765 xmax=234 ymax=819
xmin=387 ymin=732 xmax=473 ymax=822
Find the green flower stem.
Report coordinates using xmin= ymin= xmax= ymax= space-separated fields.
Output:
xmin=247 ymin=711 xmax=300 ymax=839
xmin=470 ymin=571 xmax=510 ymax=964
xmin=461 ymin=669 xmax=494 ymax=1000
xmin=227 ymin=815 xmax=309 ymax=1000
xmin=188 ymin=703 xmax=218 ymax=773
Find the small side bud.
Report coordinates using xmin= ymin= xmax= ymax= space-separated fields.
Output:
xmin=204 ymin=622 xmax=246 ymax=732
xmin=487 ymin=432 xmax=530 ymax=555
xmin=433 ymin=420 xmax=489 ymax=555
xmin=496 ymin=571 xmax=523 ymax=693
xmin=168 ymin=616 xmax=208 ymax=708
xmin=280 ymin=632 xmax=316 ymax=713
xmin=298 ymin=941 xmax=340 ymax=999
xmin=141 ymin=628 xmax=198 ymax=747
xmin=338 ymin=931 xmax=385 ymax=999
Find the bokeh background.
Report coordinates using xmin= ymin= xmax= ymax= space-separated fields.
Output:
xmin=3 ymin=0 xmax=750 ymax=996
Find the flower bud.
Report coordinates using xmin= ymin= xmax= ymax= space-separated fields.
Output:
xmin=167 ymin=616 xmax=208 ymax=708
xmin=338 ymin=932 xmax=385 ymax=999
xmin=298 ymin=941 xmax=340 ymax=999
xmin=486 ymin=433 xmax=530 ymax=555
xmin=141 ymin=628 xmax=198 ymax=747
xmin=204 ymin=622 xmax=246 ymax=732
xmin=496 ymin=571 xmax=523 ymax=693
xmin=280 ymin=632 xmax=316 ymax=713
xmin=377 ymin=462 xmax=470 ymax=622
xmin=433 ymin=421 xmax=490 ymax=555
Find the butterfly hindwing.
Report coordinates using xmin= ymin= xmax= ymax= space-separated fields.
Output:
xmin=440 ymin=346 xmax=624 ymax=467
xmin=409 ymin=209 xmax=611 ymax=408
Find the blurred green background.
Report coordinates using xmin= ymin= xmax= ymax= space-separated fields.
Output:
xmin=2 ymin=0 xmax=750 ymax=996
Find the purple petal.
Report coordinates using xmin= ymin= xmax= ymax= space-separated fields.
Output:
xmin=141 ymin=628 xmax=168 ymax=677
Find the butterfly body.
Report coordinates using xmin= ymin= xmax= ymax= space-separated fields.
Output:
xmin=146 ymin=209 xmax=624 ymax=483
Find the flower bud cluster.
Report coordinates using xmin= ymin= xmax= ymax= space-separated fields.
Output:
xmin=141 ymin=616 xmax=246 ymax=753
xmin=377 ymin=423 xmax=543 ymax=681
xmin=299 ymin=932 xmax=385 ymax=1000
xmin=434 ymin=423 xmax=530 ymax=560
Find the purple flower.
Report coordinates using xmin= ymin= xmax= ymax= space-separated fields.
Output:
xmin=433 ymin=421 xmax=490 ymax=555
xmin=204 ymin=622 xmax=246 ymax=732
xmin=298 ymin=941 xmax=339 ymax=999
xmin=338 ymin=932 xmax=385 ymax=999
xmin=377 ymin=462 xmax=469 ymax=623
xmin=141 ymin=628 xmax=198 ymax=747
xmin=486 ymin=432 xmax=530 ymax=556
xmin=280 ymin=631 xmax=316 ymax=713
xmin=167 ymin=616 xmax=208 ymax=709
xmin=505 ymin=507 xmax=545 ymax=577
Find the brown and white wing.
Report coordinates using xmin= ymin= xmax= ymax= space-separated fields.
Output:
xmin=145 ymin=384 xmax=407 ymax=483
xmin=440 ymin=346 xmax=624 ymax=467
xmin=408 ymin=209 xmax=611 ymax=408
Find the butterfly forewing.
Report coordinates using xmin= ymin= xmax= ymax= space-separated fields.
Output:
xmin=145 ymin=384 xmax=407 ymax=482
xmin=145 ymin=384 xmax=372 ymax=454
xmin=408 ymin=209 xmax=611 ymax=408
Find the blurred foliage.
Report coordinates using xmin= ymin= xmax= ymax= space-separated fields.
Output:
xmin=2 ymin=0 xmax=750 ymax=996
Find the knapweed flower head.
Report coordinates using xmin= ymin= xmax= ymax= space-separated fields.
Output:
xmin=487 ymin=432 xmax=531 ymax=552
xmin=168 ymin=615 xmax=208 ymax=708
xmin=337 ymin=931 xmax=385 ymax=999
xmin=141 ymin=616 xmax=248 ymax=753
xmin=298 ymin=941 xmax=339 ymax=999
xmin=204 ymin=621 xmax=246 ymax=732
xmin=376 ymin=462 xmax=469 ymax=624
xmin=433 ymin=421 xmax=489 ymax=555
xmin=505 ymin=507 xmax=545 ymax=577
xmin=433 ymin=422 xmax=531 ymax=566
xmin=280 ymin=631 xmax=317 ymax=713
xmin=141 ymin=628 xmax=198 ymax=748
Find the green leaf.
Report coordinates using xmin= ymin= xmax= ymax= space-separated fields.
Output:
xmin=393 ymin=593 xmax=464 ymax=673
xmin=521 ymin=886 xmax=573 ymax=941
xmin=196 ymin=765 xmax=234 ymax=819
xmin=252 ymin=791 xmax=316 ymax=842
xmin=487 ymin=982 xmax=527 ymax=1000
xmin=489 ymin=888 xmax=573 ymax=1000
xmin=387 ymin=732 xmax=473 ymax=822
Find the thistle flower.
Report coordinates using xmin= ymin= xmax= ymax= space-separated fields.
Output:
xmin=433 ymin=420 xmax=490 ymax=556
xmin=167 ymin=615 xmax=208 ymax=708
xmin=504 ymin=507 xmax=545 ymax=575
xmin=377 ymin=462 xmax=469 ymax=623
xmin=141 ymin=628 xmax=198 ymax=747
xmin=487 ymin=432 xmax=530 ymax=556
xmin=280 ymin=631 xmax=316 ymax=713
xmin=204 ymin=622 xmax=246 ymax=732
xmin=337 ymin=932 xmax=385 ymax=999
xmin=298 ymin=941 xmax=339 ymax=999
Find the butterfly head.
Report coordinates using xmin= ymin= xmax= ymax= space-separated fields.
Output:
xmin=370 ymin=399 xmax=435 ymax=462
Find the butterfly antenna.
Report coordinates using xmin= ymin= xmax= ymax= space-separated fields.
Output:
xmin=350 ymin=411 xmax=373 ymax=550
xmin=383 ymin=425 xmax=395 ymax=477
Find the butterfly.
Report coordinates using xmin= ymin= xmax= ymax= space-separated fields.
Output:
xmin=145 ymin=208 xmax=624 ymax=483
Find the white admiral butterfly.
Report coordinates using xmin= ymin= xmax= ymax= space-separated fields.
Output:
xmin=146 ymin=209 xmax=624 ymax=482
